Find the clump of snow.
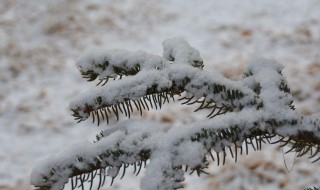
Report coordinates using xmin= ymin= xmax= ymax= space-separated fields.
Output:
xmin=244 ymin=58 xmax=294 ymax=113
xmin=162 ymin=38 xmax=203 ymax=67
xmin=174 ymin=141 xmax=206 ymax=168
xmin=77 ymin=49 xmax=168 ymax=80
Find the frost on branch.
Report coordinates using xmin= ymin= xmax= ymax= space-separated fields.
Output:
xmin=31 ymin=38 xmax=320 ymax=190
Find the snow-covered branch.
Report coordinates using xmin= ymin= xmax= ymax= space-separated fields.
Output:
xmin=31 ymin=38 xmax=320 ymax=190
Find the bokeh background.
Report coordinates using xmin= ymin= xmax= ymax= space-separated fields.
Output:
xmin=1 ymin=0 xmax=320 ymax=189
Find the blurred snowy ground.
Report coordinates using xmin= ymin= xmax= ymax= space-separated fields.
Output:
xmin=0 ymin=0 xmax=320 ymax=189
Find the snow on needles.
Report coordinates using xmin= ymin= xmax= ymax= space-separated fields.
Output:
xmin=32 ymin=39 xmax=320 ymax=190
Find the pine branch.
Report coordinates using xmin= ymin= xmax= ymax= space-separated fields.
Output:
xmin=31 ymin=38 xmax=320 ymax=190
xmin=77 ymin=38 xmax=203 ymax=85
xmin=31 ymin=111 xmax=320 ymax=190
xmin=70 ymin=64 xmax=255 ymax=125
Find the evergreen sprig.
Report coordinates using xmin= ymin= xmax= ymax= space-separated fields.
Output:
xmin=31 ymin=38 xmax=320 ymax=190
